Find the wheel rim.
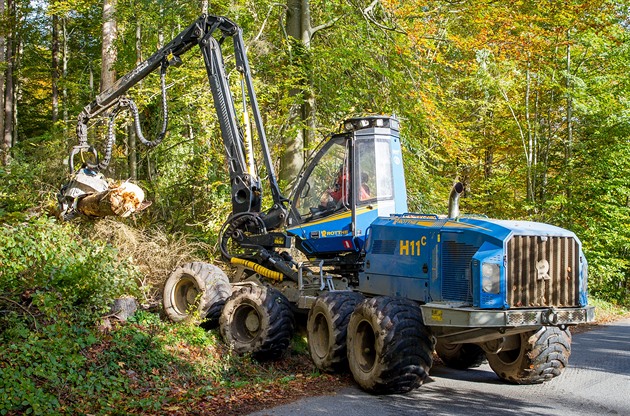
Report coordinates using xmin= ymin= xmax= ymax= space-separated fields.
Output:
xmin=231 ymin=303 xmax=262 ymax=342
xmin=438 ymin=341 xmax=462 ymax=355
xmin=494 ymin=335 xmax=523 ymax=365
xmin=173 ymin=276 xmax=200 ymax=314
xmin=354 ymin=319 xmax=376 ymax=372
xmin=311 ymin=312 xmax=331 ymax=359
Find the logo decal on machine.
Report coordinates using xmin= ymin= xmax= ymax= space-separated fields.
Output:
xmin=399 ymin=237 xmax=427 ymax=256
xmin=321 ymin=230 xmax=350 ymax=237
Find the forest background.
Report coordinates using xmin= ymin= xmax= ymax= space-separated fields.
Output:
xmin=0 ymin=0 xmax=628 ymax=413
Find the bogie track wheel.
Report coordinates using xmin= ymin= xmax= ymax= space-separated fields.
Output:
xmin=307 ymin=291 xmax=364 ymax=373
xmin=347 ymin=296 xmax=435 ymax=394
xmin=435 ymin=341 xmax=486 ymax=370
xmin=163 ymin=262 xmax=231 ymax=325
xmin=486 ymin=326 xmax=572 ymax=384
xmin=220 ymin=285 xmax=294 ymax=361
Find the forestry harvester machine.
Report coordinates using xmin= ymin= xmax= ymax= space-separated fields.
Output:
xmin=58 ymin=15 xmax=594 ymax=394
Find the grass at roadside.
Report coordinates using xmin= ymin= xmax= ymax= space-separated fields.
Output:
xmin=590 ymin=297 xmax=630 ymax=323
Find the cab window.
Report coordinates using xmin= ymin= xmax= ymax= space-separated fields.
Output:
xmin=356 ymin=138 xmax=393 ymax=204
xmin=295 ymin=139 xmax=349 ymax=219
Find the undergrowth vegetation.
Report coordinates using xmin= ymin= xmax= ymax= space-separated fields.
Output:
xmin=0 ymin=217 xmax=140 ymax=327
xmin=90 ymin=219 xmax=213 ymax=304
xmin=0 ymin=215 xmax=327 ymax=415
xmin=0 ymin=310 xmax=320 ymax=415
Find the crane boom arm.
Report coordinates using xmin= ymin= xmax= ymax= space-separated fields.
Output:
xmin=73 ymin=14 xmax=285 ymax=219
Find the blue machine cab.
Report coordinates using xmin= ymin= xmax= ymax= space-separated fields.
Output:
xmin=287 ymin=115 xmax=407 ymax=256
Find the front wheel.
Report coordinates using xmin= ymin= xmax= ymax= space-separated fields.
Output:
xmin=486 ymin=326 xmax=572 ymax=384
xmin=220 ymin=285 xmax=294 ymax=361
xmin=347 ymin=297 xmax=435 ymax=394
xmin=435 ymin=341 xmax=486 ymax=370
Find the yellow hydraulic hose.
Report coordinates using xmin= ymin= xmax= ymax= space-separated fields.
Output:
xmin=230 ymin=257 xmax=284 ymax=282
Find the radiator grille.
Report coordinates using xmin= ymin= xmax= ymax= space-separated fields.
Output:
xmin=507 ymin=236 xmax=580 ymax=308
xmin=442 ymin=241 xmax=476 ymax=303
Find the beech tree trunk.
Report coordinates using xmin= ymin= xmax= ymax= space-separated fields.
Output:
xmin=127 ymin=19 xmax=142 ymax=180
xmin=282 ymin=0 xmax=339 ymax=186
xmin=62 ymin=16 xmax=69 ymax=132
xmin=0 ymin=0 xmax=6 ymax=153
xmin=100 ymin=0 xmax=117 ymax=92
xmin=565 ymin=29 xmax=573 ymax=199
xmin=2 ymin=0 xmax=15 ymax=165
xmin=279 ymin=0 xmax=310 ymax=183
xmin=52 ymin=11 xmax=60 ymax=123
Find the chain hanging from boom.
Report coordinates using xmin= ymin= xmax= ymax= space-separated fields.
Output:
xmin=98 ymin=60 xmax=170 ymax=172
xmin=59 ymin=60 xmax=170 ymax=219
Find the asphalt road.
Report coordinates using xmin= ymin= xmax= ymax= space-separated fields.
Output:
xmin=250 ymin=318 xmax=630 ymax=416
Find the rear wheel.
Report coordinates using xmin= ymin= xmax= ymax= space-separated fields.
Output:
xmin=486 ymin=326 xmax=572 ymax=384
xmin=347 ymin=296 xmax=434 ymax=394
xmin=220 ymin=285 xmax=294 ymax=360
xmin=163 ymin=262 xmax=231 ymax=324
xmin=435 ymin=341 xmax=486 ymax=370
xmin=307 ymin=291 xmax=364 ymax=373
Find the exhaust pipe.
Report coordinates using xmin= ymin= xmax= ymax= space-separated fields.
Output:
xmin=448 ymin=182 xmax=464 ymax=219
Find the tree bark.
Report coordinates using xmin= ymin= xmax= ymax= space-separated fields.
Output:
xmin=282 ymin=0 xmax=339 ymax=186
xmin=0 ymin=0 xmax=6 ymax=153
xmin=565 ymin=29 xmax=573 ymax=199
xmin=76 ymin=182 xmax=149 ymax=218
xmin=282 ymin=0 xmax=311 ymax=186
xmin=100 ymin=0 xmax=117 ymax=93
xmin=62 ymin=16 xmax=69 ymax=132
xmin=52 ymin=9 xmax=60 ymax=123
xmin=127 ymin=18 xmax=142 ymax=180
xmin=2 ymin=0 xmax=15 ymax=165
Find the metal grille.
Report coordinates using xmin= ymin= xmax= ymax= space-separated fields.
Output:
xmin=507 ymin=236 xmax=580 ymax=308
xmin=558 ymin=309 xmax=587 ymax=322
xmin=372 ymin=240 xmax=396 ymax=255
xmin=507 ymin=311 xmax=540 ymax=325
xmin=442 ymin=240 xmax=476 ymax=303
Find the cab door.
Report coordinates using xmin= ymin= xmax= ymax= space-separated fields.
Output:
xmin=286 ymin=136 xmax=388 ymax=255
xmin=287 ymin=134 xmax=356 ymax=255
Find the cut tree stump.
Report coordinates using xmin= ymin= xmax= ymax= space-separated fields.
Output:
xmin=76 ymin=181 xmax=151 ymax=218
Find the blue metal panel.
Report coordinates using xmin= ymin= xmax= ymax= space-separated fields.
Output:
xmin=362 ymin=214 xmax=589 ymax=309
xmin=286 ymin=206 xmax=378 ymax=254
xmin=361 ymin=215 xmax=439 ymax=302
xmin=472 ymin=241 xmax=506 ymax=308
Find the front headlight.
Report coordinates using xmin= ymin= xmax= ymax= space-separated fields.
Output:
xmin=482 ymin=262 xmax=501 ymax=294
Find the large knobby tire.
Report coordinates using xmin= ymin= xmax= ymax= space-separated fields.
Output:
xmin=486 ymin=326 xmax=572 ymax=384
xmin=307 ymin=291 xmax=364 ymax=373
xmin=435 ymin=340 xmax=486 ymax=370
xmin=220 ymin=285 xmax=294 ymax=361
xmin=163 ymin=262 xmax=231 ymax=325
xmin=347 ymin=296 xmax=435 ymax=394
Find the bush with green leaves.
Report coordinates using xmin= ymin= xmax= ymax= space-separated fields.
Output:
xmin=0 ymin=216 xmax=140 ymax=326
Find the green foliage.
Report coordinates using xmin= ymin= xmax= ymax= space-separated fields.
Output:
xmin=5 ymin=0 xmax=629 ymax=307
xmin=0 ymin=310 xmax=317 ymax=415
xmin=0 ymin=217 xmax=140 ymax=325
